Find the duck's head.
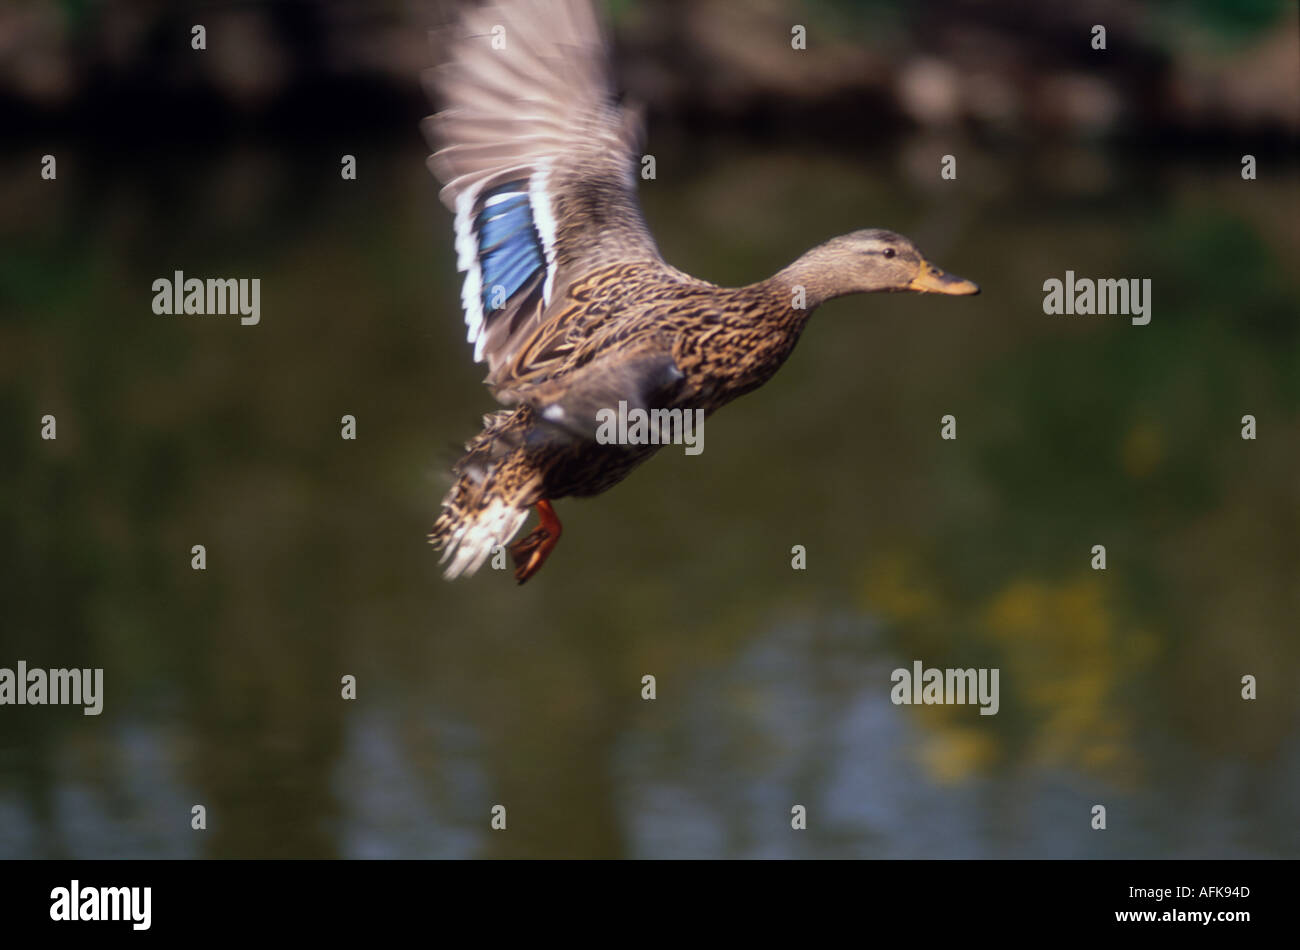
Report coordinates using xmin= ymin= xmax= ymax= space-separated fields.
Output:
xmin=817 ymin=228 xmax=980 ymax=298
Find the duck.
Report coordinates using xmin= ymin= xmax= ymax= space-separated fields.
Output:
xmin=423 ymin=0 xmax=979 ymax=583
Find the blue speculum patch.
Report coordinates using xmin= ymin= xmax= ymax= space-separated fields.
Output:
xmin=477 ymin=181 xmax=543 ymax=312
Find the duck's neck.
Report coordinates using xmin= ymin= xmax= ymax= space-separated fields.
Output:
xmin=760 ymin=248 xmax=852 ymax=314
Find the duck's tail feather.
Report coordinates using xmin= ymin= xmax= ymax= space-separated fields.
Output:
xmin=430 ymin=409 xmax=538 ymax=579
xmin=432 ymin=496 xmax=531 ymax=580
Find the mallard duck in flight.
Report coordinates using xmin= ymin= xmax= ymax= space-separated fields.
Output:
xmin=423 ymin=0 xmax=978 ymax=583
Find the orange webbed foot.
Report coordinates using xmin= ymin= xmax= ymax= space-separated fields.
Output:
xmin=509 ymin=500 xmax=563 ymax=584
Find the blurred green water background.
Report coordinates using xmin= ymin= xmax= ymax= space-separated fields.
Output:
xmin=0 ymin=0 xmax=1297 ymax=857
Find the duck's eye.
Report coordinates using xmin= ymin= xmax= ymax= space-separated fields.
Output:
xmin=883 ymin=248 xmax=896 ymax=259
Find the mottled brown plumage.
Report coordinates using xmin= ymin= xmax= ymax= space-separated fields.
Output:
xmin=423 ymin=0 xmax=979 ymax=582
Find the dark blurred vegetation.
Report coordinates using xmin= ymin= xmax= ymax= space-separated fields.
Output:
xmin=0 ymin=1 xmax=1297 ymax=857
xmin=1 ymin=0 xmax=1296 ymax=143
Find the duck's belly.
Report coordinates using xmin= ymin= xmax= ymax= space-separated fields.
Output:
xmin=538 ymin=439 xmax=662 ymax=500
